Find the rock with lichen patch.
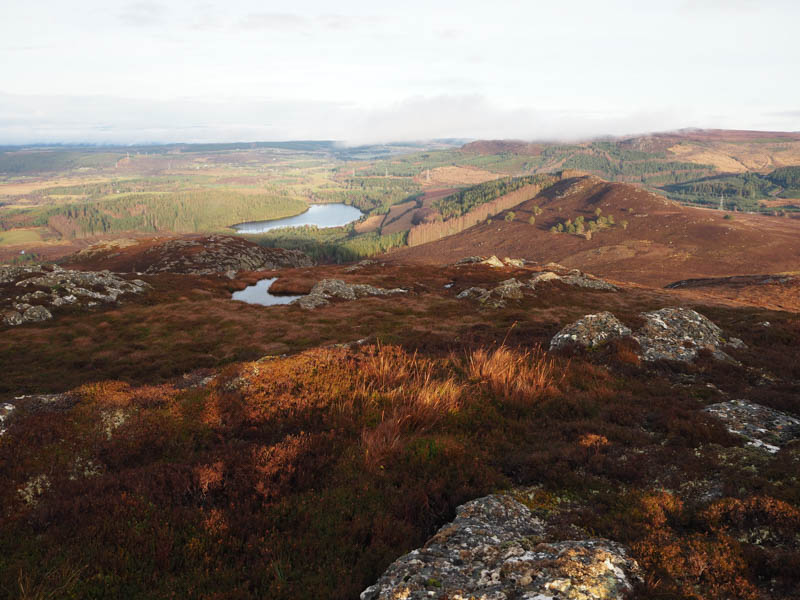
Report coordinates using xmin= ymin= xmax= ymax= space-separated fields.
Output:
xmin=0 ymin=403 xmax=15 ymax=435
xmin=550 ymin=312 xmax=632 ymax=351
xmin=297 ymin=279 xmax=407 ymax=310
xmin=530 ymin=269 xmax=617 ymax=292
xmin=456 ymin=279 xmax=525 ymax=308
xmin=361 ymin=494 xmax=641 ymax=600
xmin=1 ymin=265 xmax=151 ymax=327
xmin=634 ymin=307 xmax=740 ymax=363
xmin=456 ymin=286 xmax=489 ymax=300
xmin=550 ymin=307 xmax=745 ymax=364
xmin=18 ymin=474 xmax=50 ymax=506
xmin=704 ymin=399 xmax=800 ymax=454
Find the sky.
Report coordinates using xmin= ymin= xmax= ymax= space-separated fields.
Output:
xmin=1 ymin=0 xmax=799 ymax=145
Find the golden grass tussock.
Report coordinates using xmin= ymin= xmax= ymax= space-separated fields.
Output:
xmin=466 ymin=345 xmax=560 ymax=404
xmin=359 ymin=344 xmax=465 ymax=469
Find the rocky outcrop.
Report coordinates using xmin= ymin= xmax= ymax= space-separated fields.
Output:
xmin=0 ymin=403 xmax=14 ymax=435
xmin=550 ymin=312 xmax=632 ymax=351
xmin=634 ymin=308 xmax=743 ymax=363
xmin=705 ymin=399 xmax=800 ymax=454
xmin=140 ymin=235 xmax=312 ymax=275
xmin=1 ymin=265 xmax=150 ymax=327
xmin=456 ymin=278 xmax=525 ymax=309
xmin=344 ymin=259 xmax=382 ymax=272
xmin=530 ymin=269 xmax=618 ymax=292
xmin=71 ymin=235 xmax=313 ymax=276
xmin=550 ymin=307 xmax=745 ymax=363
xmin=454 ymin=255 xmax=529 ymax=268
xmin=297 ymin=279 xmax=407 ymax=310
xmin=361 ymin=494 xmax=641 ymax=600
xmin=666 ymin=273 xmax=797 ymax=290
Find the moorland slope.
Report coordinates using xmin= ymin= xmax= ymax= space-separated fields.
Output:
xmin=391 ymin=176 xmax=800 ymax=286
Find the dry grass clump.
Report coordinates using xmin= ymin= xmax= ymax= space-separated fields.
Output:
xmin=466 ymin=345 xmax=560 ymax=404
xmin=359 ymin=344 xmax=464 ymax=469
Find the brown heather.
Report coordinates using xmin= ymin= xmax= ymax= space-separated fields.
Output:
xmin=1 ymin=256 xmax=800 ymax=600
xmin=2 ymin=336 xmax=800 ymax=600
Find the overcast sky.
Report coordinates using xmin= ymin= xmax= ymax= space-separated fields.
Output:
xmin=2 ymin=0 xmax=799 ymax=144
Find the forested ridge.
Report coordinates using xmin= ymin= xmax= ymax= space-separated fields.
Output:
xmin=30 ymin=191 xmax=309 ymax=237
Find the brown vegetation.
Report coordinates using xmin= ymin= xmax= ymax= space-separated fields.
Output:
xmin=393 ymin=176 xmax=800 ymax=286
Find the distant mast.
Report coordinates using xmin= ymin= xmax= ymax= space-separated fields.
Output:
xmin=719 ymin=191 xmax=725 ymax=211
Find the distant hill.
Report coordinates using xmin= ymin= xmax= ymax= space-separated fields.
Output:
xmin=390 ymin=176 xmax=800 ymax=286
xmin=461 ymin=140 xmax=545 ymax=156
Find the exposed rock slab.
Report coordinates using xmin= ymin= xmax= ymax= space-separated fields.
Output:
xmin=550 ymin=312 xmax=632 ymax=351
xmin=456 ymin=279 xmax=525 ymax=309
xmin=634 ymin=307 xmax=741 ymax=363
xmin=72 ymin=235 xmax=313 ymax=276
xmin=0 ymin=403 xmax=14 ymax=435
xmin=530 ymin=269 xmax=618 ymax=292
xmin=140 ymin=235 xmax=312 ymax=275
xmin=550 ymin=307 xmax=746 ymax=363
xmin=297 ymin=279 xmax=407 ymax=310
xmin=454 ymin=255 xmax=529 ymax=268
xmin=361 ymin=494 xmax=641 ymax=600
xmin=704 ymin=399 xmax=800 ymax=454
xmin=1 ymin=265 xmax=150 ymax=327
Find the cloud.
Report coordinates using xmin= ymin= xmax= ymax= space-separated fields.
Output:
xmin=118 ymin=2 xmax=166 ymax=27
xmin=317 ymin=14 xmax=384 ymax=30
xmin=766 ymin=110 xmax=800 ymax=119
xmin=237 ymin=12 xmax=309 ymax=30
xmin=0 ymin=91 xmax=709 ymax=146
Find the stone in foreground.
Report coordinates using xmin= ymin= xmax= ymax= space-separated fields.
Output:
xmin=634 ymin=307 xmax=740 ymax=363
xmin=549 ymin=312 xmax=632 ymax=351
xmin=550 ymin=307 xmax=746 ymax=363
xmin=704 ymin=399 xmax=800 ymax=454
xmin=361 ymin=494 xmax=641 ymax=600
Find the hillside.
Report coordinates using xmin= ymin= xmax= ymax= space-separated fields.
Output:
xmin=2 ymin=251 xmax=800 ymax=599
xmin=391 ymin=176 xmax=800 ymax=286
xmin=3 ymin=143 xmax=800 ymax=600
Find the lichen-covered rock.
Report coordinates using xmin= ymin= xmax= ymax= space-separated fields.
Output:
xmin=456 ymin=279 xmax=525 ymax=308
xmin=550 ymin=307 xmax=746 ymax=364
xmin=0 ymin=265 xmax=150 ymax=326
xmin=1 ymin=309 xmax=24 ymax=326
xmin=361 ymin=494 xmax=641 ymax=600
xmin=344 ymin=259 xmax=381 ymax=272
xmin=530 ymin=271 xmax=563 ymax=287
xmin=101 ymin=408 xmax=128 ymax=439
xmin=72 ymin=235 xmax=314 ymax=275
xmin=704 ymin=399 xmax=800 ymax=454
xmin=503 ymin=257 xmax=526 ymax=268
xmin=297 ymin=279 xmax=407 ymax=310
xmin=454 ymin=256 xmax=485 ymax=265
xmin=634 ymin=307 xmax=740 ymax=363
xmin=530 ymin=270 xmax=617 ymax=292
xmin=456 ymin=286 xmax=489 ymax=300
xmin=550 ymin=312 xmax=632 ymax=351
xmin=0 ymin=403 xmax=14 ymax=435
xmin=454 ymin=256 xmax=528 ymax=269
xmin=481 ymin=255 xmax=506 ymax=268
xmin=18 ymin=474 xmax=50 ymax=506
xmin=22 ymin=305 xmax=52 ymax=322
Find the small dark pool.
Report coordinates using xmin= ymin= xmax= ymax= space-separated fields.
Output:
xmin=232 ymin=278 xmax=301 ymax=306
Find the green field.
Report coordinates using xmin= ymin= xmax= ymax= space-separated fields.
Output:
xmin=0 ymin=228 xmax=46 ymax=245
